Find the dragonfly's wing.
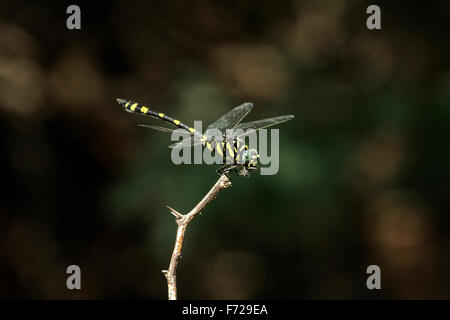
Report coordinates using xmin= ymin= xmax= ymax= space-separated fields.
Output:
xmin=235 ymin=115 xmax=295 ymax=131
xmin=168 ymin=136 xmax=205 ymax=149
xmin=168 ymin=102 xmax=253 ymax=148
xmin=233 ymin=115 xmax=295 ymax=139
xmin=168 ymin=129 xmax=208 ymax=149
xmin=139 ymin=124 xmax=199 ymax=148
xmin=138 ymin=124 xmax=180 ymax=133
xmin=207 ymin=102 xmax=254 ymax=131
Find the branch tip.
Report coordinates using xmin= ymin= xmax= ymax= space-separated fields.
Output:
xmin=166 ymin=205 xmax=183 ymax=219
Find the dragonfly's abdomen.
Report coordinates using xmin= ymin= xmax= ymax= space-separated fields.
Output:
xmin=117 ymin=99 xmax=197 ymax=134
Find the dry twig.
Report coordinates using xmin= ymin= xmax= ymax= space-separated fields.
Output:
xmin=162 ymin=174 xmax=232 ymax=300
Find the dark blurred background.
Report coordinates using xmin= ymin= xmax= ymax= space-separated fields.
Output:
xmin=0 ymin=0 xmax=449 ymax=299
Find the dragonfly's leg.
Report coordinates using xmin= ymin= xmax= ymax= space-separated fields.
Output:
xmin=225 ymin=165 xmax=238 ymax=179
xmin=217 ymin=164 xmax=236 ymax=179
xmin=216 ymin=164 xmax=229 ymax=176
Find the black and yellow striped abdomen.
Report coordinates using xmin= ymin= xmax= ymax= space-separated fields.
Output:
xmin=117 ymin=98 xmax=196 ymax=134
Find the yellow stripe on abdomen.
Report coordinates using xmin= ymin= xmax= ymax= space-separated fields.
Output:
xmin=226 ymin=142 xmax=234 ymax=157
xmin=216 ymin=143 xmax=224 ymax=156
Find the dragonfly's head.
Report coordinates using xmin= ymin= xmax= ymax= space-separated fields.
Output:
xmin=242 ymin=148 xmax=259 ymax=170
xmin=239 ymin=150 xmax=259 ymax=178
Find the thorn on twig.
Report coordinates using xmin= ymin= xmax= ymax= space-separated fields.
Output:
xmin=166 ymin=205 xmax=183 ymax=219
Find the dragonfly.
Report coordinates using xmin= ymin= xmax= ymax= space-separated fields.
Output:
xmin=117 ymin=98 xmax=294 ymax=177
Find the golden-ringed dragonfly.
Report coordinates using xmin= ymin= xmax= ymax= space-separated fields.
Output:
xmin=117 ymin=98 xmax=294 ymax=177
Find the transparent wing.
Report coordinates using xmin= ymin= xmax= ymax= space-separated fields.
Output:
xmin=169 ymin=102 xmax=254 ymax=148
xmin=235 ymin=115 xmax=295 ymax=131
xmin=231 ymin=115 xmax=295 ymax=139
xmin=168 ymin=129 xmax=230 ymax=149
xmin=207 ymin=102 xmax=254 ymax=131
xmin=168 ymin=128 xmax=208 ymax=148
xmin=139 ymin=124 xmax=198 ymax=148
xmin=168 ymin=135 xmax=204 ymax=149
xmin=138 ymin=124 xmax=180 ymax=133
